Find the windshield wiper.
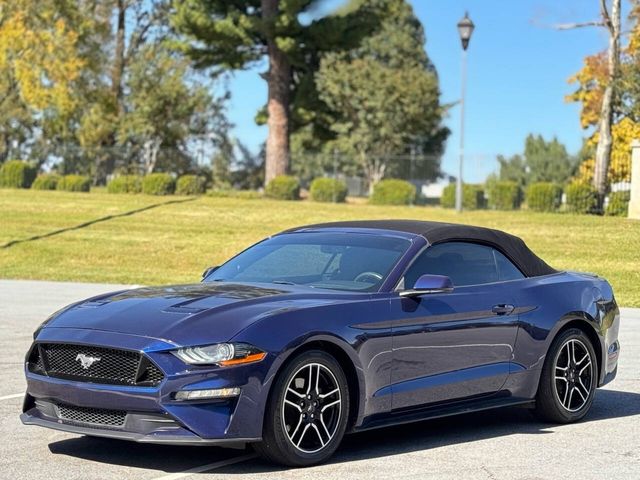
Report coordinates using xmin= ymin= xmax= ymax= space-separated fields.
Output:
xmin=271 ymin=280 xmax=297 ymax=285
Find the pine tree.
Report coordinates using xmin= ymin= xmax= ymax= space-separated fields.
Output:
xmin=171 ymin=0 xmax=378 ymax=184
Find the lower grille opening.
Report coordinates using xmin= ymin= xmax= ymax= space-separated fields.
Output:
xmin=56 ymin=404 xmax=126 ymax=428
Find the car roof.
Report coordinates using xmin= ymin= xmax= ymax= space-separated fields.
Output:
xmin=285 ymin=220 xmax=557 ymax=278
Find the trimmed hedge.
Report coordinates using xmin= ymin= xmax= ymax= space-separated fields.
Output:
xmin=441 ymin=183 xmax=485 ymax=209
xmin=32 ymin=174 xmax=60 ymax=191
xmin=487 ymin=181 xmax=521 ymax=210
xmin=565 ymin=182 xmax=597 ymax=214
xmin=605 ymin=191 xmax=630 ymax=217
xmin=0 ymin=160 xmax=37 ymax=188
xmin=526 ymin=182 xmax=563 ymax=212
xmin=265 ymin=175 xmax=300 ymax=200
xmin=107 ymin=175 xmax=142 ymax=194
xmin=309 ymin=177 xmax=348 ymax=203
xmin=142 ymin=173 xmax=175 ymax=195
xmin=176 ymin=175 xmax=206 ymax=195
xmin=370 ymin=179 xmax=416 ymax=205
xmin=57 ymin=175 xmax=91 ymax=192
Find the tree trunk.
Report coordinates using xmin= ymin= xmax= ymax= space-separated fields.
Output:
xmin=593 ymin=0 xmax=621 ymax=208
xmin=262 ymin=0 xmax=291 ymax=185
xmin=143 ymin=138 xmax=161 ymax=174
xmin=112 ymin=0 xmax=126 ymax=111
xmin=364 ymin=154 xmax=386 ymax=195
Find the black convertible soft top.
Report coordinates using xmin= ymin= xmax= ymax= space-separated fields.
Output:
xmin=289 ymin=219 xmax=557 ymax=278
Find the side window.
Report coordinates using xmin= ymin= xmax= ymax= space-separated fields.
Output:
xmin=493 ymin=250 xmax=525 ymax=281
xmin=402 ymin=242 xmax=524 ymax=288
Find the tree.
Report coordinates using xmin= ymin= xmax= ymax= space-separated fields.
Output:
xmin=67 ymin=0 xmax=231 ymax=180
xmin=119 ymin=43 xmax=228 ymax=174
xmin=231 ymin=142 xmax=265 ymax=190
xmin=0 ymin=0 xmax=86 ymax=162
xmin=315 ymin=0 xmax=448 ymax=190
xmin=78 ymin=0 xmax=171 ymax=182
xmin=497 ymin=154 xmax=527 ymax=186
xmin=171 ymin=0 xmax=378 ymax=184
xmin=559 ymin=0 xmax=621 ymax=205
xmin=497 ymin=135 xmax=575 ymax=186
xmin=524 ymin=134 xmax=575 ymax=184
xmin=566 ymin=0 xmax=640 ymax=190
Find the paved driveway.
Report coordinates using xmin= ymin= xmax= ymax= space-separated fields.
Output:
xmin=1 ymin=279 xmax=638 ymax=480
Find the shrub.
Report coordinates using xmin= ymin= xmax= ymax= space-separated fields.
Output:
xmin=265 ymin=175 xmax=300 ymax=200
xmin=441 ymin=183 xmax=485 ymax=209
xmin=526 ymin=182 xmax=563 ymax=212
xmin=176 ymin=175 xmax=206 ymax=195
xmin=142 ymin=173 xmax=175 ymax=195
xmin=0 ymin=160 xmax=37 ymax=189
xmin=309 ymin=177 xmax=348 ymax=203
xmin=107 ymin=175 xmax=142 ymax=194
xmin=370 ymin=179 xmax=416 ymax=205
xmin=565 ymin=182 xmax=597 ymax=214
xmin=32 ymin=174 xmax=60 ymax=191
xmin=57 ymin=175 xmax=91 ymax=192
xmin=487 ymin=181 xmax=521 ymax=210
xmin=605 ymin=191 xmax=630 ymax=217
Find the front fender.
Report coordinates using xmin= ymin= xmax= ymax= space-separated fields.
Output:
xmin=230 ymin=298 xmax=388 ymax=435
xmin=267 ymin=334 xmax=367 ymax=428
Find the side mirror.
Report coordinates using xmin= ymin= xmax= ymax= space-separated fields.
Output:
xmin=399 ymin=274 xmax=453 ymax=297
xmin=202 ymin=266 xmax=219 ymax=280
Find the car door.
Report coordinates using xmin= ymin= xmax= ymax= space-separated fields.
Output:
xmin=390 ymin=242 xmax=524 ymax=411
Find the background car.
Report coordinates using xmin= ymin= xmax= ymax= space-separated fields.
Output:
xmin=21 ymin=220 xmax=620 ymax=466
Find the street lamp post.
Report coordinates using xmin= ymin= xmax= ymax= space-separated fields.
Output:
xmin=456 ymin=12 xmax=475 ymax=212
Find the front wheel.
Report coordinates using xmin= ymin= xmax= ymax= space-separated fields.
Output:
xmin=534 ymin=328 xmax=597 ymax=423
xmin=254 ymin=350 xmax=349 ymax=467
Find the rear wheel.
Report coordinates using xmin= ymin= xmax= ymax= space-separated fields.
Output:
xmin=534 ymin=328 xmax=597 ymax=423
xmin=254 ymin=350 xmax=349 ymax=467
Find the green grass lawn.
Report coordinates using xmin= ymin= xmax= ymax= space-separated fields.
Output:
xmin=1 ymin=189 xmax=639 ymax=306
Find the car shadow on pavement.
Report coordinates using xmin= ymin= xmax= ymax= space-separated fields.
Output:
xmin=47 ymin=389 xmax=640 ymax=474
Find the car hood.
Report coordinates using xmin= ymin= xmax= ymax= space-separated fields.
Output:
xmin=43 ymin=282 xmax=353 ymax=346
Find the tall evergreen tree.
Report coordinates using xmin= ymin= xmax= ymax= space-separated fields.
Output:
xmin=170 ymin=0 xmax=378 ymax=184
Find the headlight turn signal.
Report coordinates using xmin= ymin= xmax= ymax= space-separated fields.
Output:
xmin=172 ymin=343 xmax=266 ymax=366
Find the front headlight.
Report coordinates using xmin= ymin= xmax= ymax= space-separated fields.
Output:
xmin=172 ymin=343 xmax=266 ymax=366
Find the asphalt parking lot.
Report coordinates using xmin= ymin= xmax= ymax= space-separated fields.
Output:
xmin=0 ymin=279 xmax=638 ymax=480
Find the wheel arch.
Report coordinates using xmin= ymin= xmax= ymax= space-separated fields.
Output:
xmin=549 ymin=314 xmax=604 ymax=385
xmin=265 ymin=335 xmax=366 ymax=432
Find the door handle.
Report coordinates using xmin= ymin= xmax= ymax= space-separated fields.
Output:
xmin=492 ymin=304 xmax=515 ymax=315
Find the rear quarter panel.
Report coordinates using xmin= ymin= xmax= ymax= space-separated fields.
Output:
xmin=506 ymin=271 xmax=620 ymax=399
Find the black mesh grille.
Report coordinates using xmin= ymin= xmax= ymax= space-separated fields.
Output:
xmin=57 ymin=404 xmax=126 ymax=428
xmin=28 ymin=343 xmax=164 ymax=387
xmin=139 ymin=363 xmax=164 ymax=384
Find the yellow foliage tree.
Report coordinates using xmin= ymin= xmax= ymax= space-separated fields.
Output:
xmin=0 ymin=2 xmax=84 ymax=132
xmin=567 ymin=3 xmax=640 ymax=187
xmin=575 ymin=118 xmax=640 ymax=185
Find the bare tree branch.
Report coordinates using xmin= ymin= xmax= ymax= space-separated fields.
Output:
xmin=600 ymin=0 xmax=613 ymax=32
xmin=554 ymin=20 xmax=605 ymax=30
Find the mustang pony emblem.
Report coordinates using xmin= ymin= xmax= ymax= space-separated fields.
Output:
xmin=75 ymin=353 xmax=101 ymax=369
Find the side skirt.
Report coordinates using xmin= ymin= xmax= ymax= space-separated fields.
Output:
xmin=351 ymin=395 xmax=535 ymax=433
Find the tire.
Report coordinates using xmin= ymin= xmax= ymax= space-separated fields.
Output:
xmin=254 ymin=350 xmax=350 ymax=467
xmin=534 ymin=328 xmax=598 ymax=423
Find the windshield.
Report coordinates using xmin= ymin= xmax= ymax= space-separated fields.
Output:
xmin=206 ymin=232 xmax=411 ymax=292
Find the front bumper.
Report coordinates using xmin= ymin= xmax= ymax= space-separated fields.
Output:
xmin=20 ymin=399 xmax=256 ymax=447
xmin=21 ymin=328 xmax=270 ymax=445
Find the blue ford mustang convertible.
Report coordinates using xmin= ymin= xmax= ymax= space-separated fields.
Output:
xmin=21 ymin=220 xmax=620 ymax=466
